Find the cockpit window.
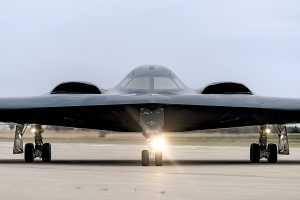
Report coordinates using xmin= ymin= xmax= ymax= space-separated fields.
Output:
xmin=154 ymin=77 xmax=179 ymax=90
xmin=124 ymin=77 xmax=151 ymax=90
xmin=120 ymin=76 xmax=184 ymax=90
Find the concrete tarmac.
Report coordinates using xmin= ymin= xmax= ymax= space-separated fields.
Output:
xmin=1 ymin=142 xmax=300 ymax=200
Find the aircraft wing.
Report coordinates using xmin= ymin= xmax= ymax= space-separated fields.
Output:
xmin=0 ymin=94 xmax=300 ymax=131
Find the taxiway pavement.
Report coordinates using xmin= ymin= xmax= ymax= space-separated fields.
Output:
xmin=0 ymin=142 xmax=300 ymax=200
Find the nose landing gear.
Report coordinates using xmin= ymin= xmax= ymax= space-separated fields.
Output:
xmin=140 ymin=107 xmax=165 ymax=166
xmin=141 ymin=149 xmax=163 ymax=166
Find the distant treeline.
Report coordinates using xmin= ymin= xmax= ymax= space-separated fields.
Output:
xmin=199 ymin=126 xmax=300 ymax=134
xmin=45 ymin=125 xmax=300 ymax=134
xmin=287 ymin=126 xmax=300 ymax=133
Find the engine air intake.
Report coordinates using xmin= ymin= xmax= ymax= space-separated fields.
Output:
xmin=202 ymin=82 xmax=253 ymax=95
xmin=51 ymin=82 xmax=101 ymax=94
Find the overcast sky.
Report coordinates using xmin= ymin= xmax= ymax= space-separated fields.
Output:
xmin=0 ymin=0 xmax=299 ymax=97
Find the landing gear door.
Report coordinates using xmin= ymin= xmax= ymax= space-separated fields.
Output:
xmin=13 ymin=124 xmax=26 ymax=154
xmin=140 ymin=108 xmax=164 ymax=133
xmin=277 ymin=125 xmax=289 ymax=155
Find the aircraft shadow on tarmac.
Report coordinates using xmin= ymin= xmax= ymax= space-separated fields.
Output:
xmin=1 ymin=159 xmax=300 ymax=166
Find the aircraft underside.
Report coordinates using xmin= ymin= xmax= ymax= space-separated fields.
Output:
xmin=1 ymin=104 xmax=299 ymax=131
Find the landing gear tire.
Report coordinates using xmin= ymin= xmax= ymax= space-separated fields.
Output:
xmin=155 ymin=151 xmax=163 ymax=166
xmin=25 ymin=143 xmax=34 ymax=163
xmin=250 ymin=143 xmax=260 ymax=163
xmin=42 ymin=143 xmax=52 ymax=163
xmin=142 ymin=150 xmax=150 ymax=166
xmin=268 ymin=143 xmax=278 ymax=163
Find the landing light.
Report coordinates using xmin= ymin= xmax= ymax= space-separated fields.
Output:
xmin=151 ymin=136 xmax=167 ymax=152
xmin=31 ymin=128 xmax=37 ymax=134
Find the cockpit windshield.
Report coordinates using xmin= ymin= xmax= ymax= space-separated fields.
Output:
xmin=154 ymin=77 xmax=179 ymax=90
xmin=124 ymin=77 xmax=151 ymax=90
xmin=120 ymin=76 xmax=184 ymax=90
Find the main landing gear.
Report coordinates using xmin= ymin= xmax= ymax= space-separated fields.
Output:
xmin=250 ymin=125 xmax=289 ymax=163
xmin=250 ymin=143 xmax=277 ymax=163
xmin=24 ymin=142 xmax=51 ymax=163
xmin=250 ymin=125 xmax=277 ymax=163
xmin=25 ymin=125 xmax=52 ymax=163
xmin=13 ymin=124 xmax=52 ymax=163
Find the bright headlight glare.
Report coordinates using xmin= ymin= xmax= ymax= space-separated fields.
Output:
xmin=151 ymin=137 xmax=167 ymax=152
xmin=31 ymin=128 xmax=37 ymax=133
xmin=266 ymin=128 xmax=271 ymax=134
